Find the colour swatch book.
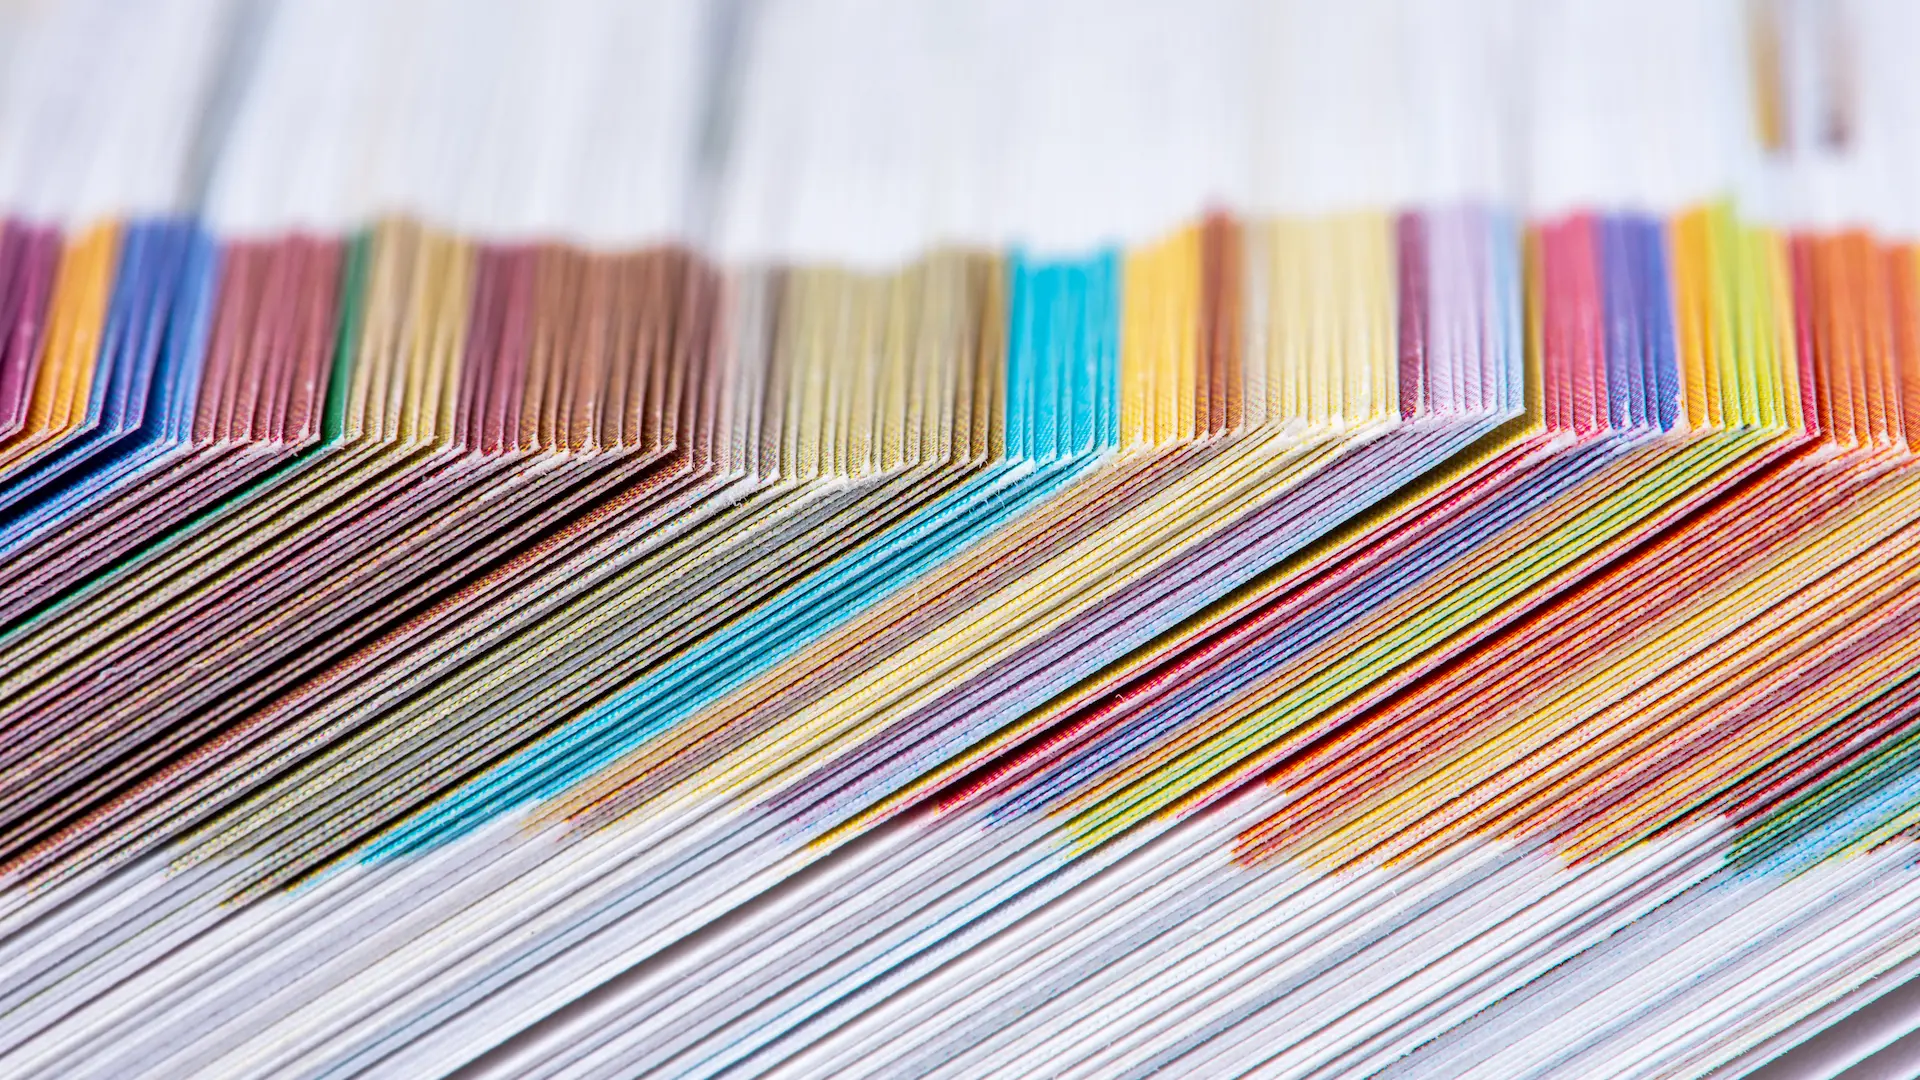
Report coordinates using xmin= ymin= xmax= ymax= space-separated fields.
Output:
xmin=7 ymin=1 xmax=1920 ymax=1078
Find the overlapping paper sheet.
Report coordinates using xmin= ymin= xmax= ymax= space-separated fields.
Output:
xmin=4 ymin=0 xmax=1920 ymax=1078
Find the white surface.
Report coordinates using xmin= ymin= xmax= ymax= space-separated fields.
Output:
xmin=717 ymin=0 xmax=1519 ymax=265
xmin=0 ymin=0 xmax=236 ymax=225
xmin=205 ymin=0 xmax=710 ymax=246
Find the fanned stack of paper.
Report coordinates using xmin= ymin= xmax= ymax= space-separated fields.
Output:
xmin=3 ymin=0 xmax=1920 ymax=1077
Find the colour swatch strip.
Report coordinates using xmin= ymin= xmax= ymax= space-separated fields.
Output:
xmin=4 ymin=1 xmax=1920 ymax=1078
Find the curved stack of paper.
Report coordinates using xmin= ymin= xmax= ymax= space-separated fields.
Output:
xmin=3 ymin=0 xmax=1920 ymax=1078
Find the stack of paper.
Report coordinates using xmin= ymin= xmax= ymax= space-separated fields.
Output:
xmin=3 ymin=1 xmax=1920 ymax=1077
